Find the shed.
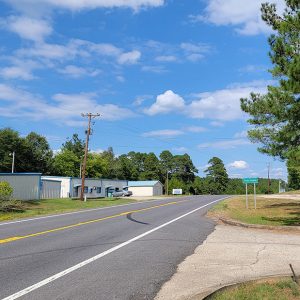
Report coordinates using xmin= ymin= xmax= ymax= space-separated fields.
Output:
xmin=0 ymin=173 xmax=41 ymax=200
xmin=128 ymin=180 xmax=163 ymax=197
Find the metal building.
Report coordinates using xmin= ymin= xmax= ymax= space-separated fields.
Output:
xmin=41 ymin=176 xmax=128 ymax=198
xmin=0 ymin=173 xmax=41 ymax=200
xmin=128 ymin=181 xmax=163 ymax=197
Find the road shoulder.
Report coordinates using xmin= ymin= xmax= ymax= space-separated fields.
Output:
xmin=155 ymin=224 xmax=300 ymax=300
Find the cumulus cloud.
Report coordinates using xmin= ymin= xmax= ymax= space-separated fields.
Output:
xmin=191 ymin=0 xmax=285 ymax=35
xmin=155 ymin=55 xmax=177 ymax=62
xmin=144 ymin=81 xmax=269 ymax=121
xmin=117 ymin=50 xmax=141 ymax=65
xmin=4 ymin=16 xmax=52 ymax=42
xmin=0 ymin=83 xmax=134 ymax=125
xmin=144 ymin=90 xmax=185 ymax=115
xmin=228 ymin=160 xmax=249 ymax=169
xmin=142 ymin=129 xmax=184 ymax=138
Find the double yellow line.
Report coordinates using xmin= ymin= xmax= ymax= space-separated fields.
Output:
xmin=0 ymin=201 xmax=180 ymax=245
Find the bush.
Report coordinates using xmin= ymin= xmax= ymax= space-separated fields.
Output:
xmin=0 ymin=181 xmax=13 ymax=200
xmin=0 ymin=181 xmax=24 ymax=212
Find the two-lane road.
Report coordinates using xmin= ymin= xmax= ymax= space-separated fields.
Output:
xmin=0 ymin=195 xmax=227 ymax=300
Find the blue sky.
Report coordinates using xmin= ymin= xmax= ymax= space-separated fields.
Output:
xmin=0 ymin=0 xmax=287 ymax=180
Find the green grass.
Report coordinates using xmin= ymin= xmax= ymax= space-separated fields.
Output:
xmin=208 ymin=195 xmax=300 ymax=226
xmin=0 ymin=197 xmax=136 ymax=222
xmin=207 ymin=278 xmax=300 ymax=300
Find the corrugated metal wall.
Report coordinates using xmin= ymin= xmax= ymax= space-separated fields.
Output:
xmin=41 ymin=180 xmax=61 ymax=199
xmin=0 ymin=174 xmax=41 ymax=200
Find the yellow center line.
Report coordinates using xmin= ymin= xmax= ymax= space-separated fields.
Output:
xmin=0 ymin=200 xmax=186 ymax=245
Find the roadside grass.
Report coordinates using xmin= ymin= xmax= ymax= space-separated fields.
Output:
xmin=0 ymin=197 xmax=136 ymax=222
xmin=208 ymin=195 xmax=300 ymax=226
xmin=207 ymin=277 xmax=300 ymax=300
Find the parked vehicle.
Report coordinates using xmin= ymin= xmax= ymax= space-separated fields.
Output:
xmin=112 ymin=188 xmax=132 ymax=197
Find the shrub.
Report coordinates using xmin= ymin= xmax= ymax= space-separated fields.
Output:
xmin=0 ymin=181 xmax=13 ymax=200
xmin=0 ymin=181 xmax=24 ymax=212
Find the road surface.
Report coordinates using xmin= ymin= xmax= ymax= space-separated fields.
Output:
xmin=0 ymin=195 xmax=226 ymax=300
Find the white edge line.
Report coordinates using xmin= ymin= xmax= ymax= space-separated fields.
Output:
xmin=0 ymin=197 xmax=180 ymax=226
xmin=2 ymin=197 xmax=228 ymax=300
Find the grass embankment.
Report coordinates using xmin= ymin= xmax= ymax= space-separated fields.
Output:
xmin=207 ymin=277 xmax=300 ymax=300
xmin=209 ymin=195 xmax=300 ymax=226
xmin=0 ymin=197 xmax=136 ymax=222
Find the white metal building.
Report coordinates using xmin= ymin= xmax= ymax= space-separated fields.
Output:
xmin=0 ymin=173 xmax=42 ymax=200
xmin=41 ymin=176 xmax=128 ymax=198
xmin=41 ymin=179 xmax=61 ymax=199
xmin=128 ymin=181 xmax=163 ymax=197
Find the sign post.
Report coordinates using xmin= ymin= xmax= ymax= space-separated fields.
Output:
xmin=243 ymin=178 xmax=258 ymax=209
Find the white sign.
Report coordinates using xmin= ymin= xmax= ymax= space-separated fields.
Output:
xmin=172 ymin=189 xmax=183 ymax=195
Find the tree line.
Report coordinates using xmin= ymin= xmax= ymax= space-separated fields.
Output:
xmin=0 ymin=128 xmax=282 ymax=194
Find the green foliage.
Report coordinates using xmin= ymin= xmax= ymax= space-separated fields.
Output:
xmin=62 ymin=134 xmax=85 ymax=159
xmin=52 ymin=150 xmax=80 ymax=177
xmin=205 ymin=157 xmax=229 ymax=194
xmin=0 ymin=181 xmax=24 ymax=212
xmin=168 ymin=177 xmax=186 ymax=194
xmin=0 ymin=128 xmax=53 ymax=173
xmin=0 ymin=181 xmax=13 ymax=200
xmin=240 ymin=1 xmax=300 ymax=187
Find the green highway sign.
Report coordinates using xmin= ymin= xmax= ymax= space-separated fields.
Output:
xmin=243 ymin=177 xmax=258 ymax=184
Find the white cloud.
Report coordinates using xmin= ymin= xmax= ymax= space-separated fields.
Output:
xmin=180 ymin=42 xmax=210 ymax=62
xmin=228 ymin=160 xmax=249 ymax=169
xmin=193 ymin=0 xmax=285 ymax=35
xmin=234 ymin=130 xmax=248 ymax=138
xmin=187 ymin=81 xmax=268 ymax=121
xmin=144 ymin=90 xmax=185 ymax=115
xmin=141 ymin=65 xmax=167 ymax=73
xmin=117 ymin=50 xmax=141 ymax=65
xmin=185 ymin=126 xmax=207 ymax=133
xmin=4 ymin=16 xmax=52 ymax=42
xmin=0 ymin=59 xmax=40 ymax=80
xmin=5 ymin=0 xmax=165 ymax=14
xmin=142 ymin=129 xmax=184 ymax=138
xmin=58 ymin=65 xmax=101 ymax=78
xmin=173 ymin=147 xmax=188 ymax=153
xmin=144 ymin=81 xmax=269 ymax=121
xmin=198 ymin=139 xmax=251 ymax=149
xmin=0 ymin=83 xmax=134 ymax=125
xmin=210 ymin=121 xmax=224 ymax=127
xmin=155 ymin=55 xmax=177 ymax=62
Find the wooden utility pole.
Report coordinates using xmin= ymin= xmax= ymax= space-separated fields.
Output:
xmin=80 ymin=113 xmax=100 ymax=201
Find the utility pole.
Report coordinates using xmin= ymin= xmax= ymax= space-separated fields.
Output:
xmin=267 ymin=163 xmax=271 ymax=194
xmin=80 ymin=113 xmax=100 ymax=201
xmin=166 ymin=170 xmax=169 ymax=195
xmin=9 ymin=151 xmax=15 ymax=173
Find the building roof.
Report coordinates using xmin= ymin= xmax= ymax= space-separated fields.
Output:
xmin=128 ymin=180 xmax=161 ymax=187
xmin=0 ymin=173 xmax=42 ymax=176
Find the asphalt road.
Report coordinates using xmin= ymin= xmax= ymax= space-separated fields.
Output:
xmin=0 ymin=195 xmax=227 ymax=300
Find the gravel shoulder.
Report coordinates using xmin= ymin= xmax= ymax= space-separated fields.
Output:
xmin=155 ymin=224 xmax=300 ymax=300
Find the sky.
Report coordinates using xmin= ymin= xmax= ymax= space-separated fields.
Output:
xmin=0 ymin=0 xmax=287 ymax=180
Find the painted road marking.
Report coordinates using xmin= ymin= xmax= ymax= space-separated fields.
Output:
xmin=0 ymin=197 xmax=182 ymax=226
xmin=0 ymin=201 xmax=183 ymax=244
xmin=1 ymin=197 xmax=227 ymax=300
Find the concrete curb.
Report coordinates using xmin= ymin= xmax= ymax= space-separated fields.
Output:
xmin=218 ymin=216 xmax=300 ymax=232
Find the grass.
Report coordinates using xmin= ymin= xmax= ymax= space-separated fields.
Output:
xmin=207 ymin=277 xmax=300 ymax=300
xmin=0 ymin=197 xmax=136 ymax=222
xmin=208 ymin=195 xmax=300 ymax=226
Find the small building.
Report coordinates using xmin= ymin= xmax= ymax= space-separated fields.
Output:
xmin=41 ymin=176 xmax=128 ymax=198
xmin=128 ymin=180 xmax=163 ymax=197
xmin=0 ymin=173 xmax=42 ymax=200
